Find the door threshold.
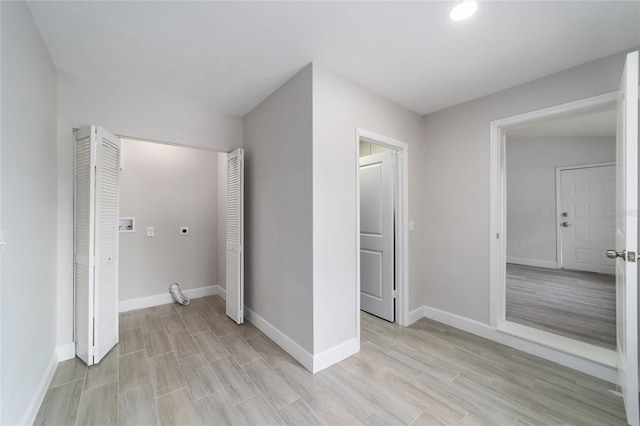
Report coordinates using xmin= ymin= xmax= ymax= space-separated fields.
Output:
xmin=497 ymin=320 xmax=616 ymax=368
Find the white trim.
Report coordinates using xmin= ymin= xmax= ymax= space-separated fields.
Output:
xmin=56 ymin=342 xmax=76 ymax=362
xmin=355 ymin=130 xmax=362 ymax=343
xmin=491 ymin=91 xmax=618 ymax=132
xmin=418 ymin=305 xmax=619 ymax=384
xmin=313 ymin=337 xmax=359 ymax=373
xmin=244 ymin=306 xmax=314 ymax=372
xmin=489 ymin=121 xmax=505 ymax=328
xmin=555 ymin=161 xmax=616 ymax=270
xmin=497 ymin=321 xmax=616 ymax=368
xmin=355 ymin=128 xmax=410 ymax=327
xmin=245 ymin=305 xmax=358 ymax=374
xmin=506 ymin=257 xmax=558 ymax=269
xmin=490 ymin=91 xmax=618 ymax=329
xmin=407 ymin=306 xmax=425 ymax=326
xmin=118 ymin=284 xmax=223 ymax=312
xmin=115 ymin=133 xmax=230 ymax=154
xmin=19 ymin=351 xmax=57 ymax=426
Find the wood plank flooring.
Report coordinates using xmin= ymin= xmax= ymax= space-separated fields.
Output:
xmin=35 ymin=295 xmax=626 ymax=425
xmin=506 ymin=264 xmax=616 ymax=349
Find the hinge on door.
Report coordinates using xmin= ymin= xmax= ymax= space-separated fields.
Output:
xmin=392 ymin=289 xmax=398 ymax=299
xmin=628 ymin=251 xmax=636 ymax=262
xmin=89 ymin=346 xmax=95 ymax=356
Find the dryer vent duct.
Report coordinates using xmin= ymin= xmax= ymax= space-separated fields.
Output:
xmin=169 ymin=283 xmax=190 ymax=306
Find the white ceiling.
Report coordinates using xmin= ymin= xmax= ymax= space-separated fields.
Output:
xmin=506 ymin=109 xmax=617 ymax=139
xmin=27 ymin=1 xmax=640 ymax=117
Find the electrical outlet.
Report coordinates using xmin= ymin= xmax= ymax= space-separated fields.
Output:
xmin=180 ymin=226 xmax=189 ymax=235
xmin=519 ymin=240 xmax=526 ymax=248
xmin=147 ymin=226 xmax=155 ymax=237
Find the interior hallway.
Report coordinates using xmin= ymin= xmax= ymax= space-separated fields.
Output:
xmin=506 ymin=264 xmax=616 ymax=350
xmin=34 ymin=295 xmax=625 ymax=425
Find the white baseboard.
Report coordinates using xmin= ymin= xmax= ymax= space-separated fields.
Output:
xmin=244 ymin=306 xmax=358 ymax=374
xmin=56 ymin=342 xmax=75 ymax=362
xmin=417 ymin=305 xmax=618 ymax=384
xmin=244 ymin=306 xmax=314 ymax=372
xmin=407 ymin=306 xmax=425 ymax=326
xmin=19 ymin=351 xmax=57 ymax=426
xmin=313 ymin=337 xmax=359 ymax=373
xmin=506 ymin=257 xmax=558 ymax=269
xmin=119 ymin=285 xmax=224 ymax=312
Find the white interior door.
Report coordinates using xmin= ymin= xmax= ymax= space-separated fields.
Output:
xmin=74 ymin=125 xmax=120 ymax=366
xmin=74 ymin=127 xmax=96 ymax=365
xmin=226 ymin=148 xmax=244 ymax=324
xmin=94 ymin=127 xmax=121 ymax=363
xmin=614 ymin=50 xmax=639 ymax=426
xmin=560 ymin=165 xmax=616 ymax=274
xmin=360 ymin=151 xmax=395 ymax=322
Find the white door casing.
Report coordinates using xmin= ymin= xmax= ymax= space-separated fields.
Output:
xmin=356 ymin=129 xmax=410 ymax=330
xmin=491 ymin=93 xmax=624 ymax=381
xmin=360 ymin=151 xmax=395 ymax=322
xmin=74 ymin=125 xmax=120 ymax=365
xmin=559 ymin=164 xmax=616 ymax=275
xmin=226 ymin=148 xmax=244 ymax=324
xmin=615 ymin=50 xmax=639 ymax=426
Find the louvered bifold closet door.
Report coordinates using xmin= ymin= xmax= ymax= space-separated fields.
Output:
xmin=74 ymin=127 xmax=96 ymax=365
xmin=226 ymin=149 xmax=244 ymax=324
xmin=94 ymin=127 xmax=121 ymax=363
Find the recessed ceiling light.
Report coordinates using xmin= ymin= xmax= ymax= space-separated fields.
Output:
xmin=450 ymin=1 xmax=478 ymax=21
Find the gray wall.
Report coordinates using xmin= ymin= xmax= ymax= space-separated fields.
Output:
xmin=118 ymin=139 xmax=221 ymax=301
xmin=312 ymin=65 xmax=425 ymax=353
xmin=1 ymin=2 xmax=58 ymax=423
xmin=56 ymin=72 xmax=243 ymax=348
xmin=506 ymin=137 xmax=615 ymax=266
xmin=243 ymin=64 xmax=314 ymax=353
xmin=217 ymin=153 xmax=228 ymax=289
xmin=422 ymin=50 xmax=630 ymax=324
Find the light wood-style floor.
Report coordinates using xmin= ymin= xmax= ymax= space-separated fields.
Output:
xmin=506 ymin=264 xmax=616 ymax=350
xmin=35 ymin=295 xmax=626 ymax=425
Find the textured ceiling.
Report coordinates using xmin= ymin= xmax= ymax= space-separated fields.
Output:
xmin=27 ymin=1 xmax=640 ymax=117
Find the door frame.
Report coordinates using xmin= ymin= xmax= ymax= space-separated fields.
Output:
xmin=489 ymin=91 xmax=618 ymax=363
xmin=555 ymin=161 xmax=616 ymax=271
xmin=355 ymin=128 xmax=409 ymax=327
xmin=77 ymin=132 xmax=230 ymax=315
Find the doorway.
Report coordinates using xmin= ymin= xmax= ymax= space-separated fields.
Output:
xmin=117 ymin=138 xmax=225 ymax=305
xmin=490 ymin=92 xmax=621 ymax=358
xmin=117 ymin=137 xmax=244 ymax=322
xmin=356 ymin=129 xmax=409 ymax=327
xmin=492 ymin=51 xmax=639 ymax=426
xmin=359 ymin=147 xmax=395 ymax=321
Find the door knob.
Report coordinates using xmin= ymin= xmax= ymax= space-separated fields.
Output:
xmin=606 ymin=249 xmax=626 ymax=260
xmin=561 ymin=221 xmax=570 ymax=227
